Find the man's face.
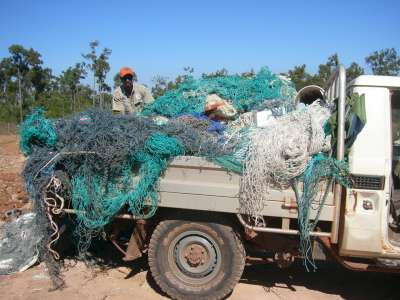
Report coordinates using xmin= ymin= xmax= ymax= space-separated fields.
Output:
xmin=122 ymin=75 xmax=133 ymax=89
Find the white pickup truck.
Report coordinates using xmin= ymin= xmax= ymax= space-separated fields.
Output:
xmin=63 ymin=66 xmax=400 ymax=300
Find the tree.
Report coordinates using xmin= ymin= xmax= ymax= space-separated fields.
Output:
xmin=28 ymin=66 xmax=53 ymax=96
xmin=151 ymin=67 xmax=194 ymax=98
xmin=7 ymin=45 xmax=45 ymax=122
xmin=241 ymin=68 xmax=256 ymax=78
xmin=365 ymin=48 xmax=400 ymax=76
xmin=0 ymin=58 xmax=13 ymax=103
xmin=82 ymin=40 xmax=112 ymax=108
xmin=201 ymin=68 xmax=228 ymax=79
xmin=59 ymin=63 xmax=87 ymax=112
xmin=346 ymin=62 xmax=364 ymax=83
xmin=287 ymin=64 xmax=313 ymax=90
xmin=313 ymin=53 xmax=340 ymax=87
xmin=151 ymin=75 xmax=169 ymax=98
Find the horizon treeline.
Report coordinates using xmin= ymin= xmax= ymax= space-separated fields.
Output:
xmin=1 ymin=41 xmax=399 ymax=124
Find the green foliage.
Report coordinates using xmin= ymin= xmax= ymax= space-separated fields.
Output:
xmin=82 ymin=41 xmax=112 ymax=110
xmin=0 ymin=45 xmax=59 ymax=123
xmin=287 ymin=54 xmax=365 ymax=89
xmin=0 ymin=102 xmax=20 ymax=123
xmin=201 ymin=68 xmax=228 ymax=79
xmin=151 ymin=75 xmax=169 ymax=98
xmin=366 ymin=48 xmax=400 ymax=76
xmin=7 ymin=44 xmax=52 ymax=95
xmin=346 ymin=62 xmax=364 ymax=83
xmin=151 ymin=67 xmax=194 ymax=98
xmin=59 ymin=63 xmax=87 ymax=113
xmin=0 ymin=42 xmax=108 ymax=124
xmin=240 ymin=69 xmax=256 ymax=79
xmin=29 ymin=66 xmax=53 ymax=95
xmin=82 ymin=40 xmax=112 ymax=93
xmin=59 ymin=63 xmax=86 ymax=93
xmin=287 ymin=64 xmax=314 ymax=90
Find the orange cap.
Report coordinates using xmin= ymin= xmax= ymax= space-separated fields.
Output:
xmin=119 ymin=67 xmax=134 ymax=78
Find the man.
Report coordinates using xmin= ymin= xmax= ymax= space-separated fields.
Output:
xmin=112 ymin=67 xmax=154 ymax=114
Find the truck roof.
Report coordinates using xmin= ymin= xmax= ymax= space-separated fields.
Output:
xmin=349 ymin=75 xmax=400 ymax=89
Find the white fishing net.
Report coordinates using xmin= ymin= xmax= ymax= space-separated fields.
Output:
xmin=239 ymin=100 xmax=331 ymax=218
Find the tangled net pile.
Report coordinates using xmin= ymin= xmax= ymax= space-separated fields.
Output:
xmin=240 ymin=101 xmax=332 ymax=218
xmin=18 ymin=67 xmax=351 ymax=283
xmin=142 ymin=67 xmax=296 ymax=117
xmin=22 ymin=109 xmax=231 ymax=251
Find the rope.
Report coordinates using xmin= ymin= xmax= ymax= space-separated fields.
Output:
xmin=43 ymin=177 xmax=65 ymax=260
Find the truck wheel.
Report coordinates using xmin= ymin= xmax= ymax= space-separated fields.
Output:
xmin=148 ymin=220 xmax=245 ymax=300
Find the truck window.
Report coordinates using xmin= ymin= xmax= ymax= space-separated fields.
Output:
xmin=391 ymin=90 xmax=400 ymax=189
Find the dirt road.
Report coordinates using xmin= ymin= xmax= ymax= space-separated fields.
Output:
xmin=1 ymin=133 xmax=399 ymax=300
xmin=1 ymin=260 xmax=399 ymax=300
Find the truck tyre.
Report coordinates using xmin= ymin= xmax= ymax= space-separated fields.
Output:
xmin=148 ymin=219 xmax=245 ymax=300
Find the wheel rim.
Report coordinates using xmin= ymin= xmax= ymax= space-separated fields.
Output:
xmin=168 ymin=230 xmax=222 ymax=284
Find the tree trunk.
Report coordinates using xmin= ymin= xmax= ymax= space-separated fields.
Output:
xmin=75 ymin=86 xmax=79 ymax=111
xmin=73 ymin=91 xmax=76 ymax=113
xmin=17 ymin=68 xmax=22 ymax=123
xmin=92 ymin=75 xmax=96 ymax=107
xmin=62 ymin=96 xmax=65 ymax=116
xmin=71 ymin=91 xmax=74 ymax=112
xmin=100 ymin=89 xmax=103 ymax=110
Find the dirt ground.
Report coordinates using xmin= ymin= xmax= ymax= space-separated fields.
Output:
xmin=1 ymin=133 xmax=400 ymax=300
xmin=0 ymin=134 xmax=29 ymax=221
xmin=1 ymin=260 xmax=400 ymax=300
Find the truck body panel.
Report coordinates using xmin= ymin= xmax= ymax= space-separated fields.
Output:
xmin=157 ymin=156 xmax=335 ymax=222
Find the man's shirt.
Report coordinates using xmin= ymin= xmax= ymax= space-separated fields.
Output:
xmin=112 ymin=83 xmax=154 ymax=114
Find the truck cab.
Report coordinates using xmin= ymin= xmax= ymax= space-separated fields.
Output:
xmin=341 ymin=75 xmax=400 ymax=262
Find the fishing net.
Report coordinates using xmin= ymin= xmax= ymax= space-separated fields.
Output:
xmin=239 ymin=100 xmax=350 ymax=270
xmin=292 ymin=154 xmax=349 ymax=270
xmin=240 ymin=101 xmax=332 ymax=220
xmin=19 ymin=107 xmax=57 ymax=155
xmin=18 ymin=68 xmax=352 ymax=281
xmin=22 ymin=109 xmax=232 ymax=256
xmin=142 ymin=67 xmax=296 ymax=118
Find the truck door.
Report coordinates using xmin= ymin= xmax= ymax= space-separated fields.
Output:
xmin=339 ymin=84 xmax=393 ymax=258
xmin=389 ymin=90 xmax=400 ymax=245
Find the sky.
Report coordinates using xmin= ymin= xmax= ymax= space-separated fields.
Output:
xmin=0 ymin=0 xmax=399 ymax=87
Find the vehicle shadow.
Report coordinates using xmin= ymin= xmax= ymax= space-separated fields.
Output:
xmin=240 ymin=261 xmax=400 ymax=300
xmin=61 ymin=238 xmax=400 ymax=300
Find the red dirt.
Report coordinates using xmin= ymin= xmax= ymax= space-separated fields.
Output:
xmin=1 ymin=261 xmax=400 ymax=300
xmin=0 ymin=134 xmax=29 ymax=221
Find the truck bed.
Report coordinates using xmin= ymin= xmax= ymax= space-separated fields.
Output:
xmin=157 ymin=156 xmax=335 ymax=222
